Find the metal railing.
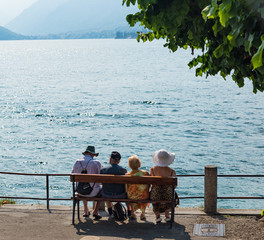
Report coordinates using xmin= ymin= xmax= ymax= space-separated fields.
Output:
xmin=178 ymin=174 xmax=264 ymax=200
xmin=0 ymin=171 xmax=71 ymax=209
xmin=0 ymin=170 xmax=263 ymax=211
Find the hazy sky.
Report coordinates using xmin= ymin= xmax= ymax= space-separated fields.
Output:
xmin=0 ymin=0 xmax=37 ymax=25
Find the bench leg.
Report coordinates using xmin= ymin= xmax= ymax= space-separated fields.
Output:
xmin=170 ymin=201 xmax=175 ymax=229
xmin=170 ymin=182 xmax=176 ymax=229
xmin=77 ymin=200 xmax=80 ymax=221
xmin=72 ymin=199 xmax=76 ymax=225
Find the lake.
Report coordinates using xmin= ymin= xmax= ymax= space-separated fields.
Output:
xmin=0 ymin=39 xmax=263 ymax=209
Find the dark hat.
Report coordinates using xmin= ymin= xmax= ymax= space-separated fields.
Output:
xmin=110 ymin=151 xmax=121 ymax=161
xmin=82 ymin=146 xmax=99 ymax=156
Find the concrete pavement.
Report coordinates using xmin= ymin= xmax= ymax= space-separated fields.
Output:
xmin=0 ymin=204 xmax=262 ymax=240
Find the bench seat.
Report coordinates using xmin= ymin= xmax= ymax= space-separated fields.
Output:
xmin=70 ymin=174 xmax=177 ymax=228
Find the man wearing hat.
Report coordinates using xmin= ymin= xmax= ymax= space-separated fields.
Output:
xmin=72 ymin=145 xmax=102 ymax=219
xmin=100 ymin=151 xmax=127 ymax=215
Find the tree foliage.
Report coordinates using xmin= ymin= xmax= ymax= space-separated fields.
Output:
xmin=123 ymin=0 xmax=264 ymax=93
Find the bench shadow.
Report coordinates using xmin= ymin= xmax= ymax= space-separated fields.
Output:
xmin=74 ymin=217 xmax=191 ymax=240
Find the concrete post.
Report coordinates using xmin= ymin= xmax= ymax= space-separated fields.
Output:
xmin=204 ymin=165 xmax=217 ymax=214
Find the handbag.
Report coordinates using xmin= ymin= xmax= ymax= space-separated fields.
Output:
xmin=76 ymin=160 xmax=95 ymax=195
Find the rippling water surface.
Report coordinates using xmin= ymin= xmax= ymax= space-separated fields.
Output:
xmin=0 ymin=39 xmax=263 ymax=209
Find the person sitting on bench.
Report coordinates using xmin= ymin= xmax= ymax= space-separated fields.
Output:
xmin=100 ymin=151 xmax=128 ymax=216
xmin=149 ymin=149 xmax=177 ymax=223
xmin=72 ymin=145 xmax=102 ymax=220
xmin=126 ymin=155 xmax=150 ymax=220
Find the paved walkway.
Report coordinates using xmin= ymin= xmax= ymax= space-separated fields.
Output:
xmin=0 ymin=204 xmax=261 ymax=240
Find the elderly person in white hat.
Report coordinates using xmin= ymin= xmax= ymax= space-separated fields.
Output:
xmin=149 ymin=149 xmax=177 ymax=223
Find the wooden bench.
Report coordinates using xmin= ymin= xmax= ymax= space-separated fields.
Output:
xmin=70 ymin=174 xmax=178 ymax=227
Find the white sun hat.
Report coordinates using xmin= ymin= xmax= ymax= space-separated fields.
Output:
xmin=152 ymin=149 xmax=175 ymax=167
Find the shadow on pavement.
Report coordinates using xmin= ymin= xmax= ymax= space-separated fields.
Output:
xmin=74 ymin=217 xmax=191 ymax=240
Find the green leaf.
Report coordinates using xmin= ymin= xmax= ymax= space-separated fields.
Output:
xmin=202 ymin=6 xmax=210 ymax=21
xmin=124 ymin=0 xmax=264 ymax=92
xmin=213 ymin=44 xmax=224 ymax=58
xmin=208 ymin=7 xmax=216 ymax=19
xmin=196 ymin=67 xmax=204 ymax=77
xmin=227 ymin=22 xmax=243 ymax=46
xmin=202 ymin=5 xmax=217 ymax=20
xmin=244 ymin=33 xmax=254 ymax=53
xmin=148 ymin=32 xmax=155 ymax=41
xmin=212 ymin=21 xmax=223 ymax=36
xmin=219 ymin=0 xmax=233 ymax=27
xmin=126 ymin=14 xmax=135 ymax=26
xmin=252 ymin=40 xmax=264 ymax=69
xmin=227 ymin=35 xmax=235 ymax=46
xmin=187 ymin=29 xmax=193 ymax=40
xmin=138 ymin=0 xmax=149 ymax=9
xmin=219 ymin=11 xmax=228 ymax=27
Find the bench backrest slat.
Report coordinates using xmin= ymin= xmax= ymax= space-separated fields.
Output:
xmin=70 ymin=174 xmax=177 ymax=186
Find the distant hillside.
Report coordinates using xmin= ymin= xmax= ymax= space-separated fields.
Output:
xmin=0 ymin=26 xmax=27 ymax=40
xmin=0 ymin=26 xmax=140 ymax=41
xmin=6 ymin=0 xmax=139 ymax=35
xmin=0 ymin=10 xmax=13 ymax=26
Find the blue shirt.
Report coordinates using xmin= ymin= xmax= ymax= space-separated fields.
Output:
xmin=100 ymin=164 xmax=127 ymax=195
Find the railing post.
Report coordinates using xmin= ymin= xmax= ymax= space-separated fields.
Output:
xmin=204 ymin=165 xmax=217 ymax=214
xmin=46 ymin=174 xmax=49 ymax=210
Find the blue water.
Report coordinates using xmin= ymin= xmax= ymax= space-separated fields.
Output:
xmin=0 ymin=39 xmax=263 ymax=209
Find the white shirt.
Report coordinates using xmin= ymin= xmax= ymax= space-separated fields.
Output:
xmin=72 ymin=155 xmax=102 ymax=197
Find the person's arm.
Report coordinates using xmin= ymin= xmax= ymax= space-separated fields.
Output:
xmin=71 ymin=161 xmax=78 ymax=173
xmin=121 ymin=167 xmax=127 ymax=175
xmin=171 ymin=169 xmax=176 ymax=177
xmin=149 ymin=167 xmax=154 ymax=176
xmin=125 ymin=171 xmax=132 ymax=192
xmin=171 ymin=169 xmax=177 ymax=188
xmin=143 ymin=170 xmax=150 ymax=176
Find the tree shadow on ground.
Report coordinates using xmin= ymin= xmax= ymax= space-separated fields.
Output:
xmin=74 ymin=216 xmax=191 ymax=240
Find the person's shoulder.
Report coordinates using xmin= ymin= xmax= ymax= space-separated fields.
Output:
xmin=100 ymin=164 xmax=111 ymax=173
xmin=73 ymin=158 xmax=83 ymax=164
xmin=75 ymin=158 xmax=83 ymax=162
xmin=101 ymin=164 xmax=111 ymax=169
xmin=120 ymin=165 xmax=127 ymax=172
xmin=89 ymin=160 xmax=101 ymax=168
xmin=116 ymin=164 xmax=127 ymax=174
xmin=118 ymin=164 xmax=126 ymax=169
xmin=91 ymin=159 xmax=101 ymax=165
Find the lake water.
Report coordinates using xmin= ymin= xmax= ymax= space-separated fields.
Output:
xmin=0 ymin=39 xmax=263 ymax=209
